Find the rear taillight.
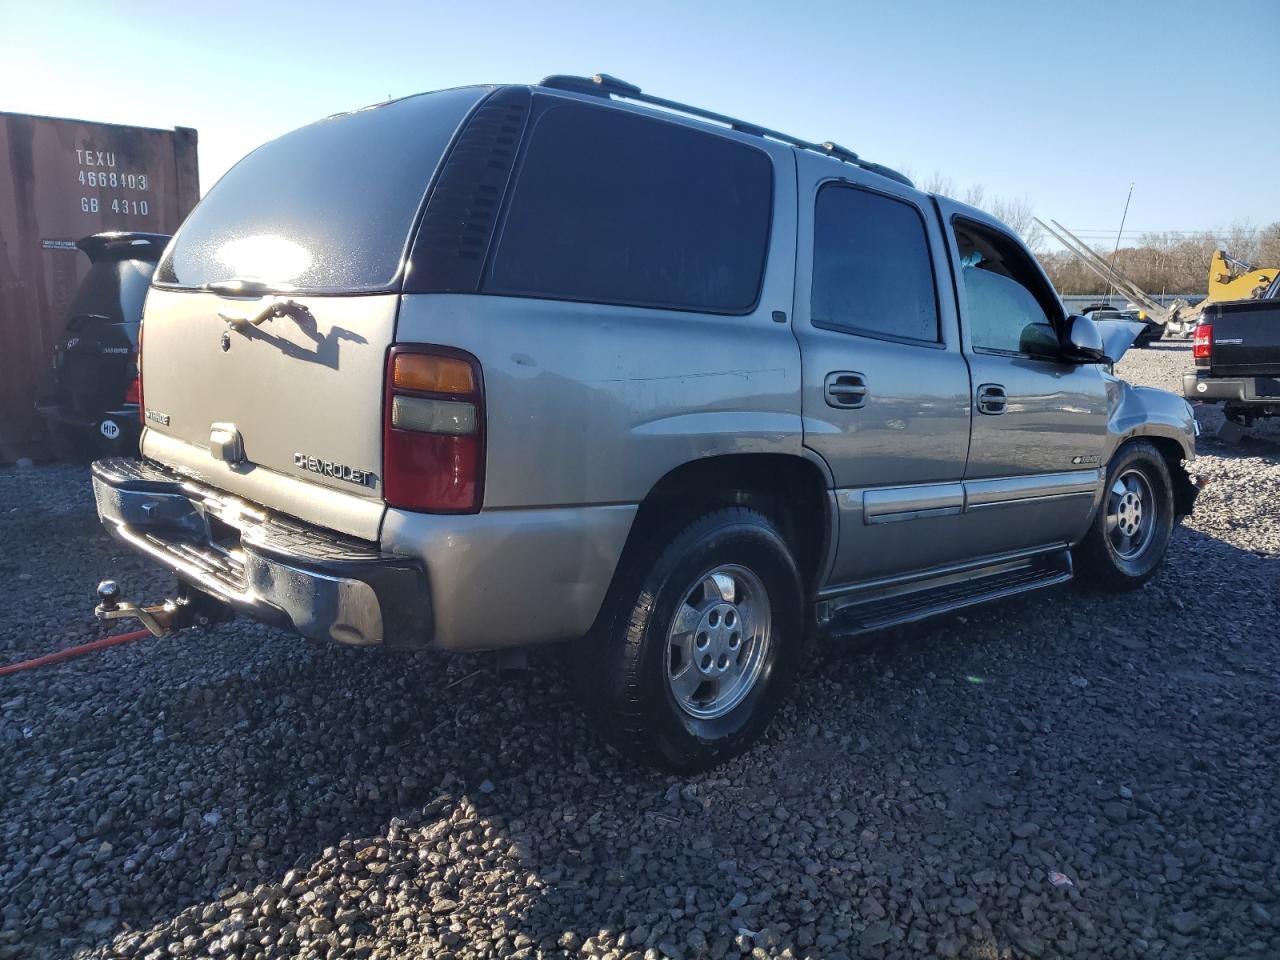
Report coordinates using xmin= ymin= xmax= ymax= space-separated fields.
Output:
xmin=382 ymin=346 xmax=484 ymax=513
xmin=123 ymin=374 xmax=141 ymax=405
xmin=1193 ymin=323 xmax=1212 ymax=365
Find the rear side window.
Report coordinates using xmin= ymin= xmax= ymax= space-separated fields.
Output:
xmin=484 ymin=102 xmax=773 ymax=313
xmin=811 ymin=184 xmax=939 ymax=342
xmin=155 ymin=87 xmax=486 ymax=292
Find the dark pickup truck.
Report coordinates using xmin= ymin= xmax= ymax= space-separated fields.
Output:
xmin=1184 ymin=276 xmax=1280 ymax=426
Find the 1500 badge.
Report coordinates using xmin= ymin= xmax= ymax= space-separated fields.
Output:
xmin=294 ymin=453 xmax=374 ymax=487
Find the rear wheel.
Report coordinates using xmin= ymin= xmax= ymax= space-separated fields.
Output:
xmin=1074 ymin=441 xmax=1174 ymax=590
xmin=574 ymin=507 xmax=804 ymax=771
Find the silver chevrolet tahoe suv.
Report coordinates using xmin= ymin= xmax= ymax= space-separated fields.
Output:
xmin=92 ymin=74 xmax=1198 ymax=770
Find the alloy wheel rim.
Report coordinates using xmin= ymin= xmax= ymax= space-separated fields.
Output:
xmin=665 ymin=564 xmax=772 ymax=720
xmin=1106 ymin=468 xmax=1156 ymax=561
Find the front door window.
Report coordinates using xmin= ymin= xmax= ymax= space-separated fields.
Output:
xmin=953 ymin=220 xmax=1060 ymax=358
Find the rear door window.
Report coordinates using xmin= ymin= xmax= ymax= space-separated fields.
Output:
xmin=155 ymin=87 xmax=487 ymax=293
xmin=484 ymin=101 xmax=773 ymax=313
xmin=810 ymin=184 xmax=940 ymax=342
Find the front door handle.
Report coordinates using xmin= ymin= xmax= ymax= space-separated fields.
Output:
xmin=825 ymin=371 xmax=867 ymax=409
xmin=976 ymin=383 xmax=1007 ymax=415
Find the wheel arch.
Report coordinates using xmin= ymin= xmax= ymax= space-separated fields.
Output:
xmin=1140 ymin=434 xmax=1199 ymax=521
xmin=607 ymin=452 xmax=835 ymax=605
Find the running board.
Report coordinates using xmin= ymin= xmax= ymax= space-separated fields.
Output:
xmin=817 ymin=548 xmax=1073 ymax=638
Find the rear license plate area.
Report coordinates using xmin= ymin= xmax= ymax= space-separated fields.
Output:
xmin=1254 ymin=377 xmax=1280 ymax=398
xmin=206 ymin=513 xmax=245 ymax=554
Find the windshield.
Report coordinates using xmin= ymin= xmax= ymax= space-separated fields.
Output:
xmin=154 ymin=87 xmax=488 ymax=293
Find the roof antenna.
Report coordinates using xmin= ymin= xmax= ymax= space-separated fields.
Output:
xmin=1106 ymin=183 xmax=1134 ymax=307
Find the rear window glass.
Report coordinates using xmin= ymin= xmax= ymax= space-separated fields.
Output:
xmin=484 ymin=102 xmax=773 ymax=313
xmin=67 ymin=261 xmax=153 ymax=331
xmin=155 ymin=87 xmax=486 ymax=292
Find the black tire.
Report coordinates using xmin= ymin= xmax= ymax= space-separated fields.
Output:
xmin=45 ymin=422 xmax=87 ymax=463
xmin=1074 ymin=441 xmax=1175 ymax=591
xmin=574 ymin=506 xmax=805 ymax=771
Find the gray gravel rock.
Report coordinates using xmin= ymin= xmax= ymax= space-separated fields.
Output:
xmin=1 ymin=342 xmax=1278 ymax=959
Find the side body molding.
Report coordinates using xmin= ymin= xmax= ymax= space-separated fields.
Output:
xmin=858 ymin=469 xmax=1101 ymax=525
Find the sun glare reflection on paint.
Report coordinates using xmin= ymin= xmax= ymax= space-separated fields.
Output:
xmin=215 ymin=234 xmax=311 ymax=285
xmin=966 ymin=675 xmax=986 ymax=684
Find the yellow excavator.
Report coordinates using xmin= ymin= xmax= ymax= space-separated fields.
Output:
xmin=1036 ymin=219 xmax=1279 ymax=338
xmin=1207 ymin=249 xmax=1277 ymax=302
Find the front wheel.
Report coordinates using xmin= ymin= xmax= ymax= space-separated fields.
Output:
xmin=1074 ymin=441 xmax=1175 ymax=590
xmin=574 ymin=507 xmax=805 ymax=771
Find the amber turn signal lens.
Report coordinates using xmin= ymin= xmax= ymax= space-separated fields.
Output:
xmin=392 ymin=354 xmax=474 ymax=394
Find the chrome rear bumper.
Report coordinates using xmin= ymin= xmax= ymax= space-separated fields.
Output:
xmin=1183 ymin=372 xmax=1280 ymax=406
xmin=91 ymin=458 xmax=430 ymax=647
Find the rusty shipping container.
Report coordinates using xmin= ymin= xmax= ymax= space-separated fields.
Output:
xmin=0 ymin=112 xmax=199 ymax=461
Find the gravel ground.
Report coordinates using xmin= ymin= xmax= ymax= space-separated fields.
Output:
xmin=2 ymin=342 xmax=1277 ymax=960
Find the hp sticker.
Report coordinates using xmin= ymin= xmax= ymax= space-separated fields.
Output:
xmin=100 ymin=420 xmax=121 ymax=440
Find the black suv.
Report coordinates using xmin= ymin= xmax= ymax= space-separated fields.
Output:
xmin=37 ymin=232 xmax=168 ymax=460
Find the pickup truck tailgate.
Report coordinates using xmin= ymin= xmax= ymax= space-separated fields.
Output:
xmin=1208 ymin=299 xmax=1280 ymax=376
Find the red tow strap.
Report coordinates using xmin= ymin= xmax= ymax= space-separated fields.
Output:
xmin=0 ymin=630 xmax=153 ymax=677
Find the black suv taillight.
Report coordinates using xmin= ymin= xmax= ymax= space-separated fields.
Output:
xmin=132 ymin=326 xmax=144 ymax=422
xmin=1192 ymin=323 xmax=1212 ymax=367
xmin=382 ymin=345 xmax=484 ymax=513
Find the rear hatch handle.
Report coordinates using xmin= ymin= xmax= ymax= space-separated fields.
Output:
xmin=204 ymin=277 xmax=278 ymax=298
xmin=204 ymin=277 xmax=304 ymax=331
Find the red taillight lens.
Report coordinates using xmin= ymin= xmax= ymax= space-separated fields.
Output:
xmin=123 ymin=374 xmax=141 ymax=405
xmin=382 ymin=346 xmax=484 ymax=513
xmin=1192 ymin=323 xmax=1212 ymax=360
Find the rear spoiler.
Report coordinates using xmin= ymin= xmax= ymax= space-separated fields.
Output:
xmin=76 ymin=232 xmax=171 ymax=264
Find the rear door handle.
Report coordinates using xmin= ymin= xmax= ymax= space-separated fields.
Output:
xmin=825 ymin=371 xmax=867 ymax=409
xmin=976 ymin=383 xmax=1007 ymax=415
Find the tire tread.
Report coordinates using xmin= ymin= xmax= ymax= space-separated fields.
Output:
xmin=1074 ymin=440 xmax=1174 ymax=592
xmin=573 ymin=506 xmax=802 ymax=770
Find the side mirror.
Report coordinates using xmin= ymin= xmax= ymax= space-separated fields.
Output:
xmin=1059 ymin=314 xmax=1105 ymax=362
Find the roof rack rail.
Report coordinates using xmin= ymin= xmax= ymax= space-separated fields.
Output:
xmin=538 ymin=74 xmax=914 ymax=188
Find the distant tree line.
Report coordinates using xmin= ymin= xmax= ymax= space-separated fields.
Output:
xmin=1036 ymin=223 xmax=1280 ymax=295
xmin=909 ymin=171 xmax=1280 ymax=296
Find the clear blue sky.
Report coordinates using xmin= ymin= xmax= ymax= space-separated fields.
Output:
xmin=3 ymin=0 xmax=1277 ymax=245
